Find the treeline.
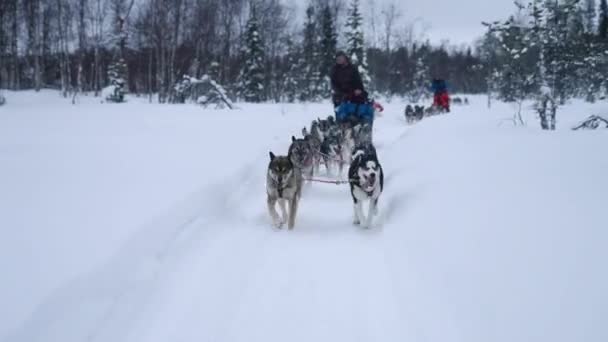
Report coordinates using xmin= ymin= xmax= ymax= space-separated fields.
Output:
xmin=475 ymin=0 xmax=608 ymax=129
xmin=478 ymin=0 xmax=608 ymax=105
xmin=1 ymin=0 xmax=487 ymax=102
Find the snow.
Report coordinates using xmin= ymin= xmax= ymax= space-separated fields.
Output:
xmin=1 ymin=91 xmax=607 ymax=342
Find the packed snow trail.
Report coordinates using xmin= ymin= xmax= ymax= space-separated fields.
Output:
xmin=1 ymin=93 xmax=607 ymax=342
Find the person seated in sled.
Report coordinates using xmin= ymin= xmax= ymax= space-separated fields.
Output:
xmin=330 ymin=51 xmax=373 ymax=126
xmin=431 ymin=78 xmax=450 ymax=113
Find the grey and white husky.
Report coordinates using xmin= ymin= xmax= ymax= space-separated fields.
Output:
xmin=317 ymin=117 xmax=332 ymax=140
xmin=320 ymin=126 xmax=343 ymax=177
xmin=353 ymin=123 xmax=373 ymax=146
xmin=302 ymin=127 xmax=322 ymax=174
xmin=289 ymin=136 xmax=314 ymax=182
xmin=267 ymin=152 xmax=303 ymax=229
xmin=348 ymin=144 xmax=383 ymax=229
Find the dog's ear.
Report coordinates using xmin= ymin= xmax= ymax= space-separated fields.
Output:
xmin=304 ymin=135 xmax=310 ymax=141
xmin=302 ymin=127 xmax=308 ymax=136
xmin=269 ymin=151 xmax=276 ymax=161
xmin=292 ymin=136 xmax=296 ymax=143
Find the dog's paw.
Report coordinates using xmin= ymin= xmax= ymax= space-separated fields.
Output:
xmin=353 ymin=218 xmax=361 ymax=225
xmin=273 ymin=220 xmax=284 ymax=229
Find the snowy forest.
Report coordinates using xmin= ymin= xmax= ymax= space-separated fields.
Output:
xmin=0 ymin=0 xmax=607 ymax=105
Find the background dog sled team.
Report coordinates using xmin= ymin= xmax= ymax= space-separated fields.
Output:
xmin=403 ymin=78 xmax=470 ymax=124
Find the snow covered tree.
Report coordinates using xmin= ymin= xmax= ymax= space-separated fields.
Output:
xmin=584 ymin=0 xmax=597 ymax=33
xmin=299 ymin=4 xmax=322 ymax=102
xmin=409 ymin=55 xmax=430 ymax=103
xmin=105 ymin=58 xmax=127 ymax=102
xmin=239 ymin=6 xmax=266 ymax=102
xmin=600 ymin=0 xmax=608 ymax=38
xmin=345 ymin=0 xmax=372 ymax=93
xmin=174 ymin=74 xmax=234 ymax=109
xmin=490 ymin=13 xmax=539 ymax=125
xmin=319 ymin=4 xmax=337 ymax=95
xmin=283 ymin=38 xmax=301 ymax=103
xmin=524 ymin=0 xmax=584 ymax=130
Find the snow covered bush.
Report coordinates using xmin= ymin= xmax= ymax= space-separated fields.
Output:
xmin=174 ymin=75 xmax=234 ymax=109
xmin=105 ymin=58 xmax=127 ymax=103
xmin=572 ymin=115 xmax=608 ymax=130
xmin=408 ymin=56 xmax=430 ymax=103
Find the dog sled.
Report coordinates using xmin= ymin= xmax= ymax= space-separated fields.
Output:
xmin=335 ymin=95 xmax=376 ymax=127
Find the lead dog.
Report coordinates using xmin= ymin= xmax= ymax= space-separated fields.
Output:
xmin=349 ymin=144 xmax=383 ymax=228
xmin=267 ymin=152 xmax=302 ymax=229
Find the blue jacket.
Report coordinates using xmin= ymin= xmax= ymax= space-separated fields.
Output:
xmin=336 ymin=101 xmax=374 ymax=124
xmin=431 ymin=79 xmax=448 ymax=94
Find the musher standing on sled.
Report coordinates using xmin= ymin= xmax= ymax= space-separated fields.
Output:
xmin=330 ymin=51 xmax=366 ymax=108
xmin=431 ymin=78 xmax=450 ymax=113
xmin=330 ymin=51 xmax=381 ymax=127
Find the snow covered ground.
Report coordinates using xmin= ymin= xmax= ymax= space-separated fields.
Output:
xmin=1 ymin=91 xmax=607 ymax=342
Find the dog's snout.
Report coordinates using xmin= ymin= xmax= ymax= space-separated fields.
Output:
xmin=369 ymin=173 xmax=376 ymax=181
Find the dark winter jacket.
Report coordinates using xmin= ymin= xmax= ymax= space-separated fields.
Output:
xmin=330 ymin=61 xmax=365 ymax=105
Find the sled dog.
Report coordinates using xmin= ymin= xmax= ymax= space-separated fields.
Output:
xmin=348 ymin=144 xmax=383 ymax=229
xmin=267 ymin=152 xmax=302 ymax=229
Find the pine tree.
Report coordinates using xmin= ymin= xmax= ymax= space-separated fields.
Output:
xmin=319 ymin=4 xmax=337 ymax=94
xmin=584 ymin=0 xmax=597 ymax=33
xmin=300 ymin=4 xmax=322 ymax=101
xmin=492 ymin=14 xmax=538 ymax=124
xmin=283 ymin=38 xmax=300 ymax=103
xmin=409 ymin=55 xmax=430 ymax=103
xmin=106 ymin=58 xmax=127 ymax=102
xmin=239 ymin=6 xmax=266 ymax=102
xmin=600 ymin=0 xmax=608 ymax=38
xmin=345 ymin=0 xmax=372 ymax=92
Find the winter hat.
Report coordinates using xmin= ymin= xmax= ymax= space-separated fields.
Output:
xmin=335 ymin=51 xmax=350 ymax=64
xmin=335 ymin=51 xmax=348 ymax=59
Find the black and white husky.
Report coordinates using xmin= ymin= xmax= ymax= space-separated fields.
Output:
xmin=349 ymin=144 xmax=383 ymax=228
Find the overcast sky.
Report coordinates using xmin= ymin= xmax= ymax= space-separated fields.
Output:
xmin=362 ymin=0 xmax=516 ymax=46
xmin=371 ymin=0 xmax=515 ymax=45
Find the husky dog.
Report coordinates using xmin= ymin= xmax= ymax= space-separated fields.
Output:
xmin=414 ymin=105 xmax=425 ymax=121
xmin=317 ymin=117 xmax=332 ymax=140
xmin=289 ymin=136 xmax=314 ymax=182
xmin=353 ymin=123 xmax=373 ymax=146
xmin=320 ymin=126 xmax=343 ymax=177
xmin=405 ymin=105 xmax=415 ymax=124
xmin=352 ymin=142 xmax=378 ymax=162
xmin=309 ymin=120 xmax=324 ymax=143
xmin=452 ymin=97 xmax=463 ymax=105
xmin=339 ymin=123 xmax=356 ymax=174
xmin=348 ymin=145 xmax=383 ymax=229
xmin=267 ymin=152 xmax=302 ymax=229
xmin=302 ymin=127 xmax=322 ymax=174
